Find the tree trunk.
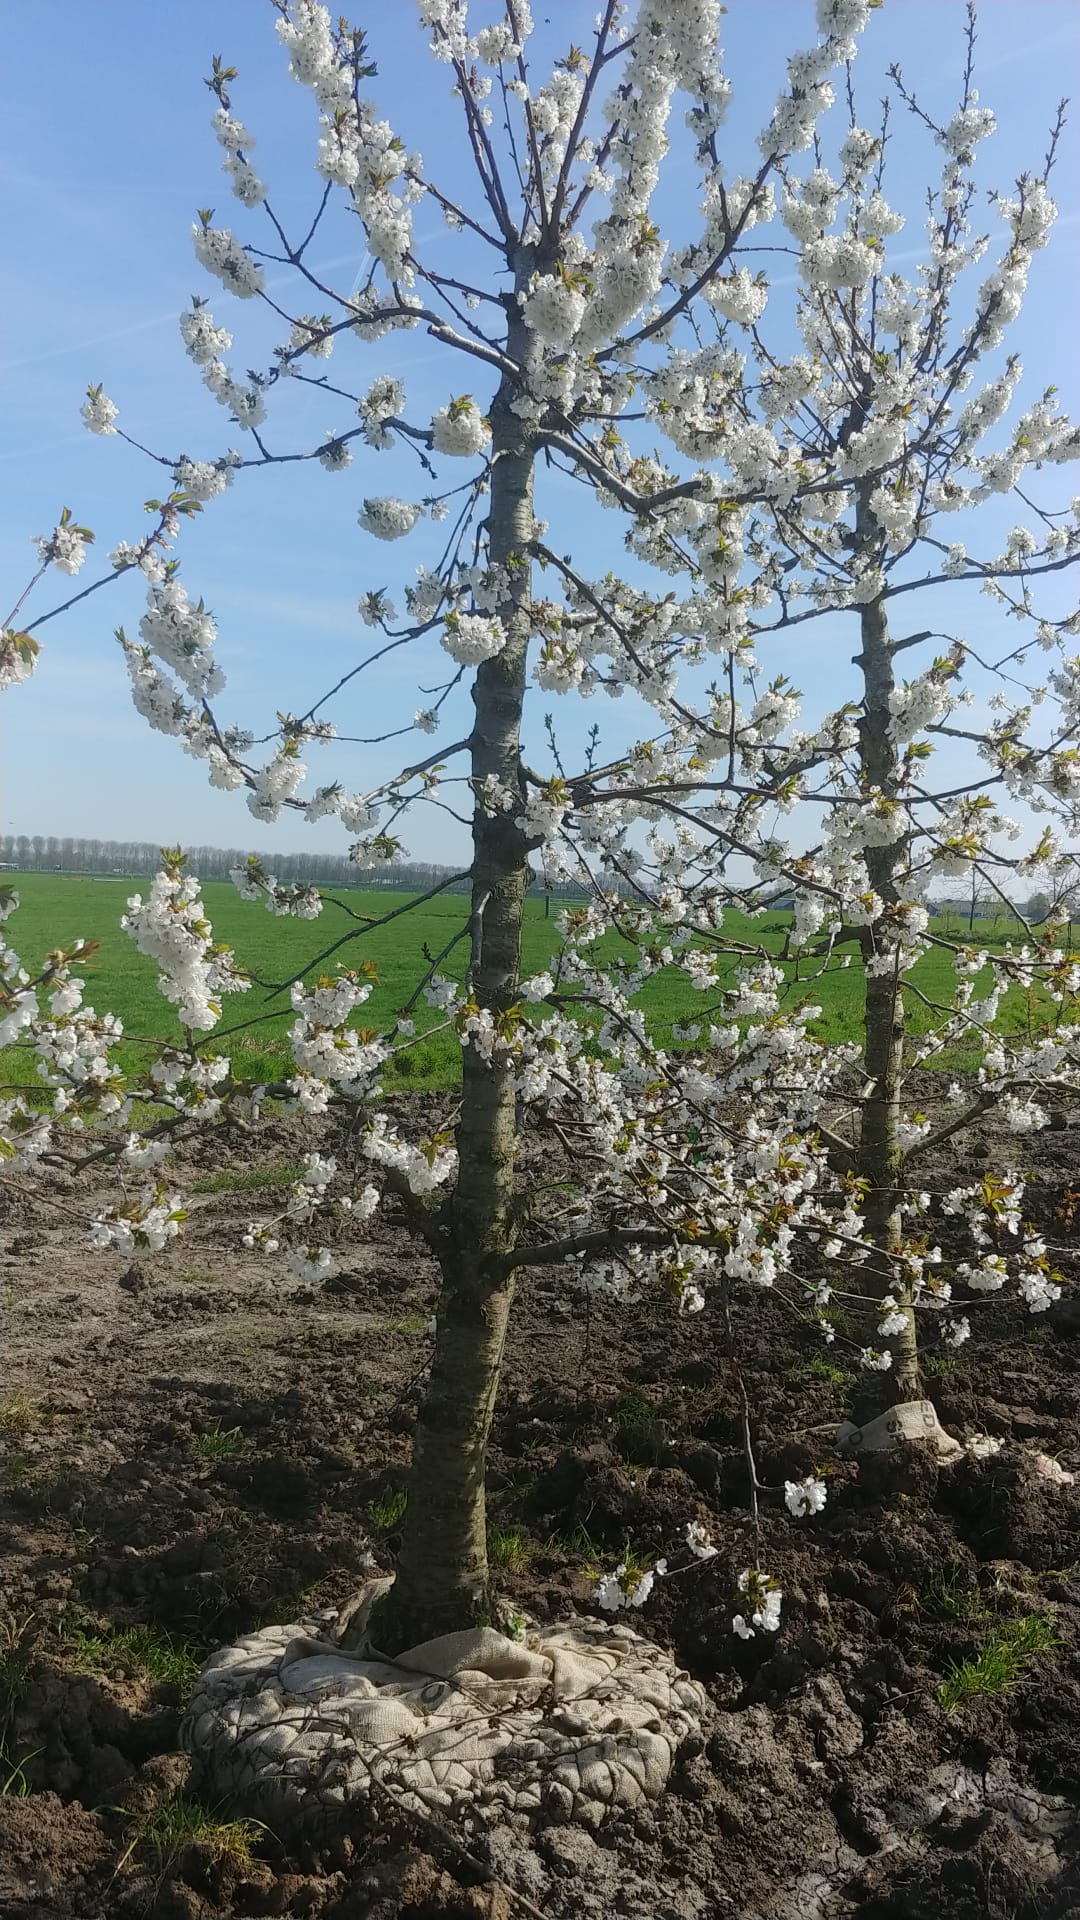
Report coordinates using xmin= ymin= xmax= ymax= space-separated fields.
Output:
xmin=854 ymin=492 xmax=921 ymax=1411
xmin=381 ymin=279 xmax=535 ymax=1651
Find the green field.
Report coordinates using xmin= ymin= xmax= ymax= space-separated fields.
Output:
xmin=1 ymin=870 xmax=1070 ymax=1095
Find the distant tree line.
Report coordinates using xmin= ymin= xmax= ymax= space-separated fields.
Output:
xmin=934 ymin=887 xmax=1075 ymax=931
xmin=0 ymin=833 xmax=598 ymax=897
xmin=5 ymin=838 xmax=1070 ymax=926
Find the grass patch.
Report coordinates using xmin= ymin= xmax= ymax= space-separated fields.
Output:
xmin=380 ymin=1315 xmax=431 ymax=1336
xmin=21 ymin=1465 xmax=77 ymax=1513
xmin=64 ymin=1621 xmax=204 ymax=1691
xmin=805 ymin=1304 xmax=854 ymax=1343
xmin=192 ymin=1422 xmax=250 ymax=1461
xmin=0 ymin=1615 xmax=37 ymax=1741
xmin=370 ymin=1488 xmax=408 ymax=1532
xmin=489 ymin=1527 xmax=533 ymax=1572
xmin=3 ymin=873 xmax=1074 ymax=1094
xmin=805 ymin=1354 xmax=857 ymax=1405
xmin=611 ymin=1387 xmax=654 ymax=1428
xmin=0 ymin=1395 xmax=44 ymax=1436
xmin=807 ymin=1354 xmax=850 ymax=1387
xmin=132 ymin=1796 xmax=266 ymax=1874
xmin=937 ymin=1613 xmax=1060 ymax=1712
xmin=190 ymin=1161 xmax=303 ymax=1195
xmin=0 ymin=1742 xmax=40 ymax=1796
xmin=544 ymin=1522 xmax=613 ymax=1576
xmin=920 ymin=1567 xmax=986 ymax=1623
xmin=610 ymin=1387 xmax=668 ymax=1466
xmin=252 ymin=1583 xmax=318 ymax=1630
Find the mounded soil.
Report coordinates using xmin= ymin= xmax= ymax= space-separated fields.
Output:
xmin=1 ymin=1099 xmax=1079 ymax=1919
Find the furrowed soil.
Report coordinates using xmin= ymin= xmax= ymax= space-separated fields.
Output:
xmin=1 ymin=1097 xmax=1079 ymax=1920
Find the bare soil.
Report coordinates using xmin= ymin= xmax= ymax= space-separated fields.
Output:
xmin=1 ymin=1102 xmax=1079 ymax=1919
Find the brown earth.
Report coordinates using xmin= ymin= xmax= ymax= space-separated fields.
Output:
xmin=1 ymin=1102 xmax=1079 ymax=1919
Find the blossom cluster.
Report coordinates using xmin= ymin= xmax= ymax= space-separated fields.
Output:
xmin=358 ymin=497 xmax=422 ymax=541
xmin=121 ymin=863 xmax=250 ymax=1032
xmin=192 ymin=219 xmax=266 ymax=299
xmin=431 ymin=397 xmax=491 ymax=459
xmin=276 ymin=0 xmax=419 ymax=281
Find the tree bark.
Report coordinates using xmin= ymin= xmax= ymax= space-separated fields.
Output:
xmin=381 ymin=275 xmax=535 ymax=1651
xmin=854 ymin=491 xmax=921 ymax=1411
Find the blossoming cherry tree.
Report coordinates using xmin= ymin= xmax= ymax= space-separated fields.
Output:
xmin=2 ymin=0 xmax=1079 ymax=1646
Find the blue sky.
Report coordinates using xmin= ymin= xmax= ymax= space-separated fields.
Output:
xmin=2 ymin=0 xmax=1078 ymax=864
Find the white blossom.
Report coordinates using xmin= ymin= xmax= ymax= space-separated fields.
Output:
xmin=784 ymin=1476 xmax=828 ymax=1517
xmin=441 ymin=611 xmax=505 ymax=666
xmin=358 ymin=497 xmax=421 ymax=541
xmin=596 ymin=1562 xmax=661 ymax=1612
xmin=733 ymin=1569 xmax=783 ymax=1639
xmin=685 ymin=1521 xmax=718 ymax=1561
xmin=81 ymin=385 xmax=118 ymax=435
xmin=192 ymin=222 xmax=265 ymax=298
xmin=121 ymin=865 xmax=249 ymax=1032
xmin=431 ymin=397 xmax=491 ymax=458
xmin=35 ymin=516 xmax=90 ymax=577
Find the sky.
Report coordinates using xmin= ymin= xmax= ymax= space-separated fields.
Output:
xmin=2 ymin=0 xmax=1079 ymax=866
